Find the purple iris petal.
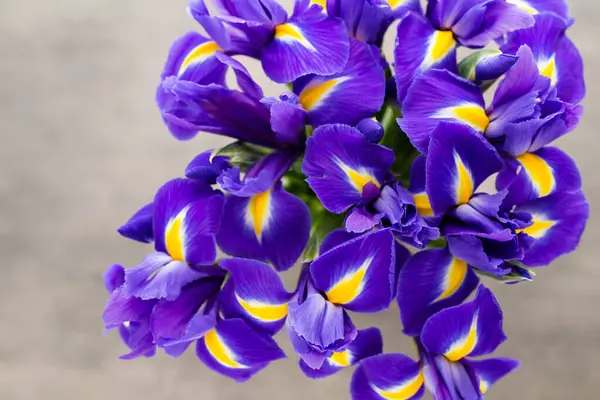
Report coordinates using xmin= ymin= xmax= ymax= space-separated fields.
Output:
xmin=117 ymin=203 xmax=154 ymax=244
xmin=185 ymin=150 xmax=232 ymax=185
xmin=260 ymin=92 xmax=307 ymax=145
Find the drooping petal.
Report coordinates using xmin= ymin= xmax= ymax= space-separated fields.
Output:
xmin=421 ymin=286 xmax=506 ymax=362
xmin=217 ymin=182 xmax=311 ymax=271
xmin=262 ymin=13 xmax=350 ymax=83
xmin=103 ymin=287 xmax=156 ymax=330
xmin=104 ymin=264 xmax=125 ymax=293
xmin=310 ymin=229 xmax=396 ymax=313
xmin=294 ymin=38 xmax=385 ymax=126
xmin=150 ymin=277 xmax=222 ymax=350
xmin=463 ymin=357 xmax=520 ymax=396
xmin=303 ymin=124 xmax=395 ymax=213
xmin=426 ymin=123 xmax=503 ymax=214
xmin=286 ymin=288 xmax=358 ymax=369
xmin=451 ymin=0 xmax=534 ymax=48
xmin=300 ymin=327 xmax=383 ymax=379
xmin=260 ymin=93 xmax=308 ymax=145
xmin=501 ymin=13 xmax=585 ymax=104
xmin=394 ymin=12 xmax=458 ymax=103
xmin=196 ymin=318 xmax=286 ymax=382
xmin=217 ymin=149 xmax=298 ymax=197
xmin=118 ymin=321 xmax=157 ymax=360
xmin=351 ymin=353 xmax=425 ymax=400
xmin=497 ymin=147 xmax=582 ymax=206
xmin=117 ymin=203 xmax=154 ymax=244
xmin=515 ymin=190 xmax=589 ymax=266
xmin=398 ymin=248 xmax=480 ymax=337
xmin=218 ymin=258 xmax=291 ymax=335
xmin=400 ymin=69 xmax=488 ymax=153
xmin=124 ymin=252 xmax=223 ymax=301
xmin=153 ymin=178 xmax=223 ymax=265
xmin=185 ymin=150 xmax=232 ymax=185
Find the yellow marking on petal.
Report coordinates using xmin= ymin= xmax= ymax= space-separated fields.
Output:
xmin=236 ymin=295 xmax=288 ymax=322
xmin=165 ymin=211 xmax=186 ymax=261
xmin=299 ymin=78 xmax=346 ymax=111
xmin=434 ymin=258 xmax=468 ymax=302
xmin=507 ymin=0 xmax=538 ymax=14
xmin=455 ymin=154 xmax=474 ymax=205
xmin=453 ymin=106 xmax=490 ymax=131
xmin=517 ymin=217 xmax=556 ymax=239
xmin=538 ymin=55 xmax=558 ymax=86
xmin=516 ymin=152 xmax=556 ymax=197
xmin=274 ymin=24 xmax=317 ymax=51
xmin=430 ymin=30 xmax=456 ymax=62
xmin=372 ymin=370 xmax=425 ymax=400
xmin=326 ymin=257 xmax=373 ymax=305
xmin=347 ymin=169 xmax=380 ymax=191
xmin=479 ymin=380 xmax=490 ymax=395
xmin=310 ymin=0 xmax=327 ymax=9
xmin=387 ymin=0 xmax=407 ymax=8
xmin=205 ymin=329 xmax=247 ymax=369
xmin=246 ymin=190 xmax=272 ymax=239
xmin=179 ymin=41 xmax=221 ymax=75
xmin=329 ymin=350 xmax=352 ymax=367
xmin=414 ymin=192 xmax=434 ymax=217
xmin=444 ymin=317 xmax=478 ymax=362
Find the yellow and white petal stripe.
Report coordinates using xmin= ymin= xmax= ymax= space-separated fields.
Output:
xmin=434 ymin=103 xmax=490 ymax=132
xmin=326 ymin=257 xmax=373 ymax=305
xmin=454 ymin=153 xmax=475 ymax=205
xmin=204 ymin=329 xmax=249 ymax=369
xmin=245 ymin=190 xmax=272 ymax=240
xmin=165 ymin=207 xmax=188 ymax=261
xmin=421 ymin=30 xmax=456 ymax=70
xmin=329 ymin=350 xmax=353 ymax=367
xmin=516 ymin=152 xmax=556 ymax=197
xmin=387 ymin=0 xmax=408 ymax=10
xmin=336 ymin=159 xmax=381 ymax=194
xmin=371 ymin=370 xmax=425 ymax=400
xmin=178 ymin=41 xmax=221 ymax=76
xmin=236 ymin=295 xmax=289 ymax=322
xmin=506 ymin=0 xmax=539 ymax=14
xmin=444 ymin=315 xmax=478 ymax=362
xmin=434 ymin=258 xmax=468 ymax=302
xmin=413 ymin=192 xmax=434 ymax=217
xmin=299 ymin=77 xmax=349 ymax=111
xmin=517 ymin=214 xmax=556 ymax=239
xmin=537 ymin=54 xmax=558 ymax=87
xmin=274 ymin=24 xmax=317 ymax=51
xmin=479 ymin=379 xmax=490 ymax=395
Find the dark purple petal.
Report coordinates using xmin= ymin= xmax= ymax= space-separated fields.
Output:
xmin=104 ymin=264 xmax=125 ymax=293
xmin=398 ymin=248 xmax=479 ymax=337
xmin=118 ymin=203 xmax=154 ymax=244
xmin=196 ymin=318 xmax=286 ymax=382
xmin=262 ymin=13 xmax=349 ymax=83
xmin=400 ymin=69 xmax=487 ymax=154
xmin=261 ymin=93 xmax=307 ymax=145
xmin=310 ymin=229 xmax=396 ymax=313
xmin=463 ymin=357 xmax=520 ymax=396
xmin=515 ymin=190 xmax=589 ymax=266
xmin=217 ymin=182 xmax=310 ymax=271
xmin=394 ymin=12 xmax=458 ymax=103
xmin=351 ymin=353 xmax=425 ymax=400
xmin=185 ymin=150 xmax=232 ymax=185
xmin=421 ymin=286 xmax=506 ymax=361
xmin=303 ymin=124 xmax=394 ymax=213
xmin=218 ymin=258 xmax=291 ymax=335
xmin=426 ymin=122 xmax=503 ymax=214
xmin=295 ymin=38 xmax=385 ymax=127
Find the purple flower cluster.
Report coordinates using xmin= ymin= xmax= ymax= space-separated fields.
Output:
xmin=104 ymin=0 xmax=588 ymax=398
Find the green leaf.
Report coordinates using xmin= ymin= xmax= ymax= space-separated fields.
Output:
xmin=302 ymin=208 xmax=344 ymax=262
xmin=379 ymin=104 xmax=419 ymax=182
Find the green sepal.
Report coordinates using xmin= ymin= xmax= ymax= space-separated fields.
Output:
xmin=476 ymin=260 xmax=536 ymax=284
xmin=213 ymin=141 xmax=273 ymax=171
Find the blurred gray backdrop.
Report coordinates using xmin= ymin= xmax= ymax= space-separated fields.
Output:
xmin=0 ymin=0 xmax=598 ymax=399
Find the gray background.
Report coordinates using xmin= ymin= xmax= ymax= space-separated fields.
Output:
xmin=0 ymin=0 xmax=598 ymax=399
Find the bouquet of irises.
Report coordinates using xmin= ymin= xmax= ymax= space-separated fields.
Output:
xmin=102 ymin=0 xmax=588 ymax=398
